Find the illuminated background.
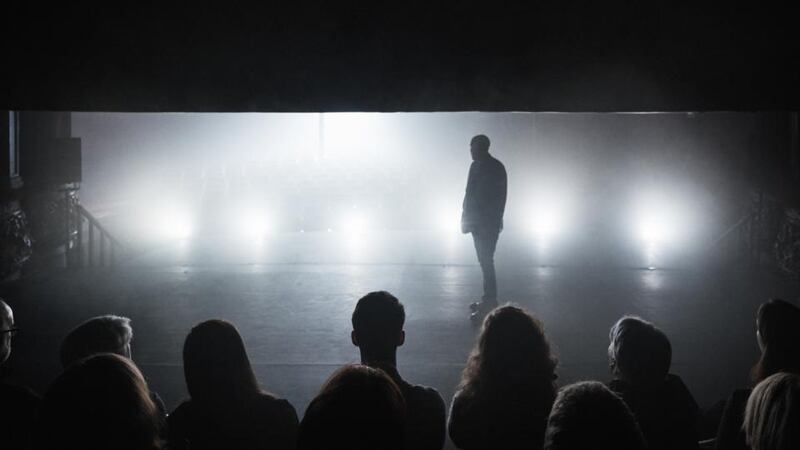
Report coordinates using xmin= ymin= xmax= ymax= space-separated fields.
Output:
xmin=74 ymin=112 xmax=755 ymax=269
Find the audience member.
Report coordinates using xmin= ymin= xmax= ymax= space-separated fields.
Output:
xmin=607 ymin=315 xmax=699 ymax=450
xmin=59 ymin=314 xmax=166 ymax=417
xmin=448 ymin=305 xmax=557 ymax=450
xmin=715 ymin=299 xmax=800 ymax=450
xmin=298 ymin=364 xmax=406 ymax=450
xmin=743 ymin=372 xmax=800 ymax=450
xmin=60 ymin=315 xmax=134 ymax=366
xmin=351 ymin=291 xmax=446 ymax=450
xmin=37 ymin=353 xmax=162 ymax=450
xmin=544 ymin=381 xmax=646 ymax=450
xmin=167 ymin=319 xmax=298 ymax=450
xmin=0 ymin=298 xmax=40 ymax=450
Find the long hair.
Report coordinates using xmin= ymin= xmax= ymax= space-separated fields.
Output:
xmin=608 ymin=315 xmax=672 ymax=386
xmin=751 ymin=299 xmax=800 ymax=382
xmin=39 ymin=353 xmax=162 ymax=450
xmin=458 ymin=305 xmax=557 ymax=402
xmin=744 ymin=372 xmax=800 ymax=450
xmin=183 ymin=319 xmax=262 ymax=407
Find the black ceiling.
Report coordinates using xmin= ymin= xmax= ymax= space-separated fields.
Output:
xmin=3 ymin=3 xmax=798 ymax=112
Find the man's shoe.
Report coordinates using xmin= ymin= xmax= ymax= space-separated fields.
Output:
xmin=470 ymin=310 xmax=485 ymax=324
xmin=469 ymin=301 xmax=482 ymax=312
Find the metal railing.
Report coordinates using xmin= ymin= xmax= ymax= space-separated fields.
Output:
xmin=65 ymin=200 xmax=124 ymax=268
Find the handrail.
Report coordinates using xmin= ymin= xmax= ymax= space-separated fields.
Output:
xmin=66 ymin=200 xmax=125 ymax=268
xmin=74 ymin=203 xmax=124 ymax=249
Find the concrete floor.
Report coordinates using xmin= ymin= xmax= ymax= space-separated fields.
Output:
xmin=2 ymin=231 xmax=799 ymax=447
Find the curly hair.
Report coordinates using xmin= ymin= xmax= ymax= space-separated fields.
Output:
xmin=457 ymin=305 xmax=557 ymax=400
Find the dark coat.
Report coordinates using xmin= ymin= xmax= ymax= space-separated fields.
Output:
xmin=609 ymin=374 xmax=700 ymax=450
xmin=462 ymin=155 xmax=507 ymax=233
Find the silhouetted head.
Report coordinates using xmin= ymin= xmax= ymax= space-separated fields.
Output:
xmin=459 ymin=305 xmax=557 ymax=401
xmin=470 ymin=134 xmax=491 ymax=161
xmin=299 ymin=364 xmax=406 ymax=450
xmin=183 ymin=319 xmax=261 ymax=407
xmin=39 ymin=353 xmax=162 ymax=450
xmin=0 ymin=299 xmax=14 ymax=365
xmin=544 ymin=381 xmax=646 ymax=450
xmin=608 ymin=315 xmax=672 ymax=387
xmin=752 ymin=299 xmax=800 ymax=381
xmin=60 ymin=315 xmax=133 ymax=368
xmin=744 ymin=372 xmax=800 ymax=450
xmin=351 ymin=291 xmax=405 ymax=364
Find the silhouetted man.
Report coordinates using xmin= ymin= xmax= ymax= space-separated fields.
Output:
xmin=351 ymin=291 xmax=446 ymax=450
xmin=0 ymin=298 xmax=40 ymax=450
xmin=461 ymin=134 xmax=507 ymax=320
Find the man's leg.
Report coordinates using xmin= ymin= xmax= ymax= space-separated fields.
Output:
xmin=472 ymin=228 xmax=499 ymax=305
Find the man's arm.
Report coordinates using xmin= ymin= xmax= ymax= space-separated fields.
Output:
xmin=497 ymin=164 xmax=507 ymax=228
xmin=461 ymin=162 xmax=478 ymax=233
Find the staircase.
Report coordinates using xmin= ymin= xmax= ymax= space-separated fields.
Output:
xmin=63 ymin=197 xmax=125 ymax=268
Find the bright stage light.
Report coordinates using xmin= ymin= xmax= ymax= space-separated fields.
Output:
xmin=157 ymin=210 xmax=193 ymax=240
xmin=637 ymin=217 xmax=669 ymax=244
xmin=340 ymin=210 xmax=370 ymax=234
xmin=632 ymin=195 xmax=695 ymax=246
xmin=529 ymin=198 xmax=567 ymax=239
xmin=236 ymin=210 xmax=270 ymax=240
xmin=531 ymin=212 xmax=561 ymax=238
xmin=437 ymin=209 xmax=461 ymax=234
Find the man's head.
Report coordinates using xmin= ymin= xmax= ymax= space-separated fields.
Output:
xmin=470 ymin=134 xmax=491 ymax=161
xmin=0 ymin=299 xmax=14 ymax=365
xmin=60 ymin=315 xmax=133 ymax=368
xmin=351 ymin=291 xmax=405 ymax=362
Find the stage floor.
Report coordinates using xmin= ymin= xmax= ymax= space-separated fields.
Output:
xmin=3 ymin=231 xmax=799 ymax=447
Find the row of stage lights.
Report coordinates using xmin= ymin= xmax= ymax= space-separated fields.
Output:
xmin=154 ymin=203 xmax=684 ymax=248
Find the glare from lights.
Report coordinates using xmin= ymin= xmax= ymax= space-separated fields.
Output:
xmin=529 ymin=197 xmax=567 ymax=240
xmin=632 ymin=189 xmax=696 ymax=247
xmin=531 ymin=212 xmax=562 ymax=239
xmin=236 ymin=210 xmax=270 ymax=240
xmin=324 ymin=113 xmax=394 ymax=158
xmin=637 ymin=217 xmax=669 ymax=244
xmin=157 ymin=211 xmax=192 ymax=240
xmin=341 ymin=210 xmax=370 ymax=235
xmin=437 ymin=209 xmax=462 ymax=234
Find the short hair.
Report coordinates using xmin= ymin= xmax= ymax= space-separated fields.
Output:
xmin=299 ymin=364 xmax=406 ymax=450
xmin=60 ymin=315 xmax=133 ymax=368
xmin=351 ymin=291 xmax=405 ymax=350
xmin=544 ymin=381 xmax=646 ymax=450
xmin=470 ymin=134 xmax=490 ymax=151
xmin=608 ymin=316 xmax=672 ymax=385
xmin=39 ymin=353 xmax=162 ymax=450
xmin=744 ymin=372 xmax=800 ymax=450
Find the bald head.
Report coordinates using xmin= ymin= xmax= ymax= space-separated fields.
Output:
xmin=0 ymin=299 xmax=14 ymax=365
